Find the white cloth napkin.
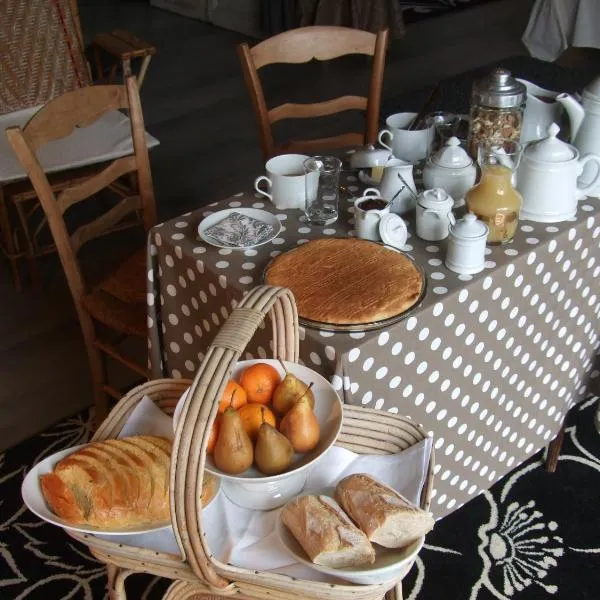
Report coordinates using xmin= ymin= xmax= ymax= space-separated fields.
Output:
xmin=98 ymin=397 xmax=432 ymax=582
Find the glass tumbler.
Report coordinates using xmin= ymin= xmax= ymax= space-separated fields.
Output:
xmin=304 ymin=156 xmax=342 ymax=226
xmin=426 ymin=111 xmax=461 ymax=155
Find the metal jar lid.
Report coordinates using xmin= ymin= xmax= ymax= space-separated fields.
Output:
xmin=471 ymin=68 xmax=526 ymax=109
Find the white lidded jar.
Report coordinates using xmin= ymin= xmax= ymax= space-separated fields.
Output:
xmin=445 ymin=213 xmax=489 ymax=275
xmin=423 ymin=137 xmax=477 ymax=207
xmin=416 ymin=188 xmax=455 ymax=242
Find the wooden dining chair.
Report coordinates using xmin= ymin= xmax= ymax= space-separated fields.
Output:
xmin=238 ymin=26 xmax=389 ymax=161
xmin=5 ymin=77 xmax=156 ymax=424
xmin=0 ymin=0 xmax=156 ymax=291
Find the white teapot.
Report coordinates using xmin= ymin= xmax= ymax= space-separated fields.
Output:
xmin=516 ymin=123 xmax=600 ymax=223
xmin=557 ymin=76 xmax=600 ymax=194
xmin=422 ymin=137 xmax=476 ymax=207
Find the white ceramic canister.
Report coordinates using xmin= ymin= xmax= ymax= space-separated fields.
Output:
xmin=422 ymin=137 xmax=476 ymax=207
xmin=416 ymin=188 xmax=455 ymax=242
xmin=445 ymin=213 xmax=489 ymax=275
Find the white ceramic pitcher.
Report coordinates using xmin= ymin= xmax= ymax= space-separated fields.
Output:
xmin=378 ymin=159 xmax=417 ymax=214
xmin=516 ymin=78 xmax=565 ymax=143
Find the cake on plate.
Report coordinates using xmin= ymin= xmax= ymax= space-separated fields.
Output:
xmin=264 ymin=238 xmax=423 ymax=325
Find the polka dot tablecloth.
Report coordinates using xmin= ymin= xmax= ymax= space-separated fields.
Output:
xmin=146 ymin=179 xmax=600 ymax=518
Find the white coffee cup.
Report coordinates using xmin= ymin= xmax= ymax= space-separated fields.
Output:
xmin=378 ymin=112 xmax=435 ymax=163
xmin=354 ymin=188 xmax=389 ymax=241
xmin=254 ymin=154 xmax=315 ymax=210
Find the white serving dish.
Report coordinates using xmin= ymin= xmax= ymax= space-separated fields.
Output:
xmin=197 ymin=207 xmax=281 ymax=249
xmin=276 ymin=507 xmax=424 ymax=585
xmin=22 ymin=443 xmax=221 ymax=535
xmin=173 ymin=359 xmax=344 ymax=510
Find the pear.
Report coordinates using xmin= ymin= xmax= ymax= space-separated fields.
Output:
xmin=213 ymin=406 xmax=254 ymax=475
xmin=279 ymin=393 xmax=320 ymax=453
xmin=255 ymin=408 xmax=294 ymax=475
xmin=272 ymin=374 xmax=315 ymax=415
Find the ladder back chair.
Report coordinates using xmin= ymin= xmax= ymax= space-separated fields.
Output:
xmin=0 ymin=0 xmax=155 ymax=291
xmin=238 ymin=26 xmax=389 ymax=161
xmin=6 ymin=76 xmax=156 ymax=424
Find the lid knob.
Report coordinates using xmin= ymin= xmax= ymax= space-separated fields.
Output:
xmin=447 ymin=137 xmax=460 ymax=147
xmin=464 ymin=213 xmax=477 ymax=223
xmin=547 ymin=122 xmax=560 ymax=138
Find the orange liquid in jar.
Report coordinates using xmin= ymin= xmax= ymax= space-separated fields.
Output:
xmin=465 ymin=164 xmax=522 ymax=244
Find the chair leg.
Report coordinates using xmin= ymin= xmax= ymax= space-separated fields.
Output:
xmin=79 ymin=312 xmax=109 ymax=427
xmin=545 ymin=422 xmax=565 ymax=473
xmin=0 ymin=186 xmax=23 ymax=292
xmin=13 ymin=199 xmax=41 ymax=291
xmin=107 ymin=565 xmax=134 ymax=600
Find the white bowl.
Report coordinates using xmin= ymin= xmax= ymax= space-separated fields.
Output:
xmin=173 ymin=359 xmax=344 ymax=510
xmin=277 ymin=512 xmax=423 ymax=585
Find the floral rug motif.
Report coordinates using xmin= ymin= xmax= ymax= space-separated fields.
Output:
xmin=1 ymin=397 xmax=599 ymax=599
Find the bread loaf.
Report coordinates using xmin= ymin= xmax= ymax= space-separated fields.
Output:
xmin=40 ymin=435 xmax=173 ymax=529
xmin=281 ymin=494 xmax=376 ymax=568
xmin=335 ymin=474 xmax=434 ymax=548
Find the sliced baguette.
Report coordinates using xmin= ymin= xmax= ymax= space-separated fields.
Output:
xmin=40 ymin=436 xmax=172 ymax=529
xmin=281 ymin=494 xmax=376 ymax=568
xmin=335 ymin=474 xmax=434 ymax=548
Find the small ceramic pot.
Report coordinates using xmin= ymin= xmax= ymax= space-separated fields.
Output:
xmin=416 ymin=188 xmax=455 ymax=242
xmin=445 ymin=213 xmax=489 ymax=275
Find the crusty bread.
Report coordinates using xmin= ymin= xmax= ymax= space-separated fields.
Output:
xmin=264 ymin=238 xmax=423 ymax=325
xmin=40 ymin=436 xmax=172 ymax=529
xmin=335 ymin=474 xmax=434 ymax=548
xmin=281 ymin=494 xmax=375 ymax=568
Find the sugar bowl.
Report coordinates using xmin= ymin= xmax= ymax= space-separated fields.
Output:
xmin=423 ymin=137 xmax=476 ymax=206
xmin=445 ymin=213 xmax=489 ymax=275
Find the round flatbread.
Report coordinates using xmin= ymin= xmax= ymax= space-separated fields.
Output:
xmin=265 ymin=238 xmax=423 ymax=325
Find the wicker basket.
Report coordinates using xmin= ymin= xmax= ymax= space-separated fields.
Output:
xmin=68 ymin=285 xmax=435 ymax=600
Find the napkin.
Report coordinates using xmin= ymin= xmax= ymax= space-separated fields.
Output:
xmin=98 ymin=397 xmax=432 ymax=583
xmin=204 ymin=211 xmax=274 ymax=247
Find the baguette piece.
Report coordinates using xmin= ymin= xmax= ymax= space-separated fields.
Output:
xmin=40 ymin=435 xmax=172 ymax=529
xmin=335 ymin=474 xmax=434 ymax=548
xmin=281 ymin=494 xmax=376 ymax=568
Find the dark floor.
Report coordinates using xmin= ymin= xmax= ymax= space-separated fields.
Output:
xmin=2 ymin=0 xmax=597 ymax=450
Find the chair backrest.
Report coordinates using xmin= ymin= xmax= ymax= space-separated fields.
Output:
xmin=238 ymin=26 xmax=389 ymax=161
xmin=5 ymin=76 xmax=155 ymax=306
xmin=0 ymin=0 xmax=90 ymax=115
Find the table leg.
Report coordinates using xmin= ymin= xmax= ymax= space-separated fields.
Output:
xmin=545 ymin=422 xmax=565 ymax=473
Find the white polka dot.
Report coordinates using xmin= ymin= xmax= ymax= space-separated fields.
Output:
xmin=433 ymin=302 xmax=443 ymax=317
xmin=433 ymin=286 xmax=448 ymax=295
xmin=389 ymin=376 xmax=401 ymax=389
xmin=526 ymin=237 xmax=539 ymax=245
xmin=376 ymin=366 xmax=388 ymax=379
xmin=378 ymin=332 xmax=389 ymax=345
xmin=348 ymin=348 xmax=360 ymax=362
xmin=404 ymin=352 xmax=416 ymax=365
xmin=331 ymin=375 xmax=342 ymax=390
xmin=242 ymin=262 xmax=255 ymax=270
xmin=425 ymin=245 xmax=440 ymax=253
xmin=166 ymin=284 xmax=177 ymax=296
xmin=362 ymin=357 xmax=374 ymax=371
xmin=406 ymin=317 xmax=418 ymax=331
xmin=170 ymin=342 xmax=180 ymax=353
xmin=147 ymin=293 xmax=155 ymax=306
xmin=430 ymin=272 xmax=445 ymax=280
xmin=361 ymin=391 xmax=373 ymax=405
xmin=272 ymin=238 xmax=285 ymax=245
xmin=391 ymin=342 xmax=403 ymax=355
xmin=428 ymin=258 xmax=443 ymax=266
xmin=239 ymin=276 xmax=253 ymax=284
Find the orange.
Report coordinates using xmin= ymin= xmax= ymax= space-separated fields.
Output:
xmin=238 ymin=403 xmax=276 ymax=441
xmin=240 ymin=362 xmax=281 ymax=405
xmin=218 ymin=380 xmax=247 ymax=413
xmin=207 ymin=415 xmax=221 ymax=454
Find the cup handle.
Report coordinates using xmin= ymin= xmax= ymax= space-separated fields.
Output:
xmin=448 ymin=212 xmax=456 ymax=226
xmin=254 ymin=175 xmax=272 ymax=200
xmin=378 ymin=129 xmax=393 ymax=152
xmin=576 ymin=154 xmax=600 ymax=197
xmin=363 ymin=187 xmax=381 ymax=198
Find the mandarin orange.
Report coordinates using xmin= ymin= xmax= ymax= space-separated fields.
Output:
xmin=239 ymin=363 xmax=281 ymax=405
xmin=238 ymin=403 xmax=276 ymax=441
xmin=218 ymin=380 xmax=247 ymax=413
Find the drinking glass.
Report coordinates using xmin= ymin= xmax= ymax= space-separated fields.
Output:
xmin=304 ymin=156 xmax=342 ymax=225
xmin=426 ymin=111 xmax=462 ymax=155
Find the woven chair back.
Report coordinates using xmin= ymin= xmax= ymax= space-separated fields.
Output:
xmin=0 ymin=0 xmax=90 ymax=115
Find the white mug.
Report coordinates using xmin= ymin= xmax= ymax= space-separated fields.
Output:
xmin=354 ymin=188 xmax=389 ymax=241
xmin=254 ymin=154 xmax=315 ymax=210
xmin=378 ymin=112 xmax=435 ymax=163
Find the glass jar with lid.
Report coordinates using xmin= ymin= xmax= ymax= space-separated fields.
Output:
xmin=467 ymin=68 xmax=526 ymax=158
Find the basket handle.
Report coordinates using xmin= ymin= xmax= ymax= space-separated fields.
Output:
xmin=170 ymin=285 xmax=299 ymax=587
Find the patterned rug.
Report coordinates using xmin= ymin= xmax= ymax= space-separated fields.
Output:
xmin=2 ymin=394 xmax=599 ymax=599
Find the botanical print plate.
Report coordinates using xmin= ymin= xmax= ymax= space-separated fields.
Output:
xmin=198 ymin=208 xmax=281 ymax=249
